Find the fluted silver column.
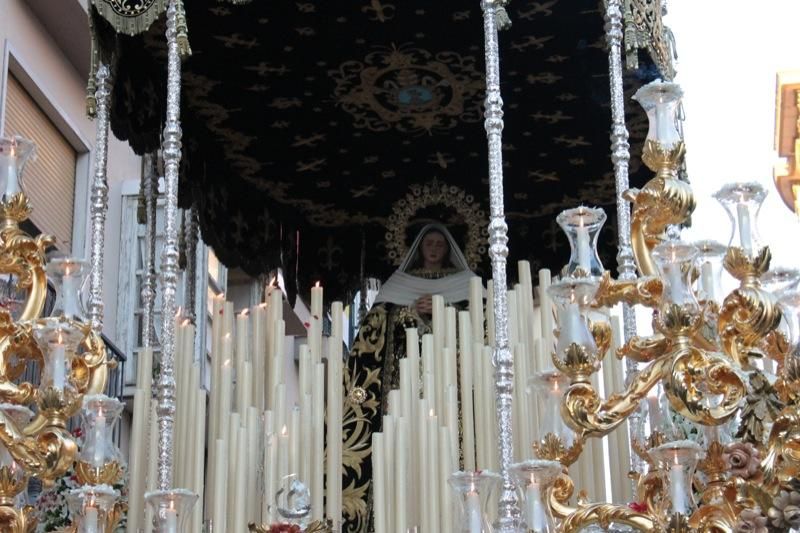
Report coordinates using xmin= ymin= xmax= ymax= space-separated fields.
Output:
xmin=605 ymin=0 xmax=645 ymax=478
xmin=88 ymin=64 xmax=111 ymax=335
xmin=141 ymin=152 xmax=159 ymax=349
xmin=156 ymin=0 xmax=183 ymax=490
xmin=479 ymin=1 xmax=519 ymax=530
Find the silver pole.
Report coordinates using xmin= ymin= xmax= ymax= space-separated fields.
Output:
xmin=605 ymin=0 xmax=645 ymax=478
xmin=156 ymin=0 xmax=183 ymax=490
xmin=479 ymin=1 xmax=519 ymax=530
xmin=141 ymin=152 xmax=159 ymax=349
xmin=88 ymin=63 xmax=111 ymax=335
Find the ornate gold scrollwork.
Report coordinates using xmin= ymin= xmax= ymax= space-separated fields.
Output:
xmin=532 ymin=432 xmax=585 ymax=467
xmin=628 ymin=140 xmax=695 ymax=277
xmin=664 ymin=347 xmax=745 ymax=426
xmin=718 ymin=285 xmax=781 ymax=368
xmin=557 ymin=501 xmax=658 ymax=532
xmin=0 ymin=504 xmax=37 ymax=533
xmin=594 ymin=271 xmax=663 ymax=309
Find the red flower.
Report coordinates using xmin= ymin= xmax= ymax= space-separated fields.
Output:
xmin=72 ymin=427 xmax=83 ymax=438
xmin=628 ymin=501 xmax=648 ymax=513
xmin=270 ymin=524 xmax=301 ymax=533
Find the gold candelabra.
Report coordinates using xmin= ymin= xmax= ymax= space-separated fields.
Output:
xmin=517 ymin=80 xmax=800 ymax=533
xmin=0 ymin=136 xmax=123 ymax=532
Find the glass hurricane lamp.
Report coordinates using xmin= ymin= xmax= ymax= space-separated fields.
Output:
xmin=547 ymin=278 xmax=599 ymax=360
xmin=693 ymin=240 xmax=727 ymax=304
xmin=448 ymin=470 xmax=501 ymax=533
xmin=632 ymin=80 xmax=683 ymax=149
xmin=67 ymin=485 xmax=119 ymax=533
xmin=145 ymin=488 xmax=199 ymax=533
xmin=528 ymin=370 xmax=574 ymax=450
xmin=508 ymin=460 xmax=562 ymax=533
xmin=47 ymin=257 xmax=89 ymax=321
xmin=77 ymin=395 xmax=124 ymax=484
xmin=713 ymin=182 xmax=767 ymax=259
xmin=556 ymin=206 xmax=606 ymax=278
xmin=31 ymin=322 xmax=84 ymax=397
xmin=648 ymin=440 xmax=703 ymax=518
xmin=0 ymin=136 xmax=34 ymax=202
xmin=652 ymin=241 xmax=701 ymax=328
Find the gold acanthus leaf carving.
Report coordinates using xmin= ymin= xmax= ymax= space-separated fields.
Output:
xmin=718 ymin=286 xmax=781 ymax=368
xmin=723 ymin=246 xmax=771 ymax=282
xmin=593 ymin=271 xmax=663 ymax=308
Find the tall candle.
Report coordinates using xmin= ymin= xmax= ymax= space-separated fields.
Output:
xmin=700 ymin=262 xmax=715 ymax=302
xmin=278 ymin=424 xmax=289 ymax=483
xmin=92 ymin=410 xmax=106 ymax=468
xmin=61 ymin=265 xmax=80 ymax=318
xmin=312 ymin=364 xmax=325 ymax=520
xmin=426 ymin=412 xmax=440 ymax=531
xmin=289 ymin=406 xmax=301 ymax=477
xmin=526 ymin=481 xmax=546 ymax=532
xmin=212 ymin=438 xmax=228 ymax=531
xmin=372 ymin=432 xmax=386 ymax=533
xmin=469 ymin=277 xmax=484 ymax=344
xmin=395 ymin=418 xmax=409 ymax=533
xmin=49 ymin=339 xmax=66 ymax=391
xmin=84 ymin=506 xmax=99 ymax=533
xmin=669 ymin=461 xmax=689 ymax=515
xmin=310 ymin=282 xmax=323 ymax=363
xmin=165 ymin=503 xmax=178 ymax=533
xmin=576 ymin=223 xmax=591 ymax=272
xmin=466 ymin=490 xmax=482 ymax=533
xmin=218 ymin=359 xmax=232 ymax=437
xmin=647 ymin=387 xmax=662 ymax=430
xmin=233 ymin=425 xmax=248 ymax=533
xmin=737 ymin=203 xmax=753 ymax=254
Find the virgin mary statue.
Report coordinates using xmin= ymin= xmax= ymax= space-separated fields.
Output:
xmin=341 ymin=223 xmax=477 ymax=533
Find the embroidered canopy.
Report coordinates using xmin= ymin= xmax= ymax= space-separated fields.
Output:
xmin=91 ymin=0 xmax=667 ymax=300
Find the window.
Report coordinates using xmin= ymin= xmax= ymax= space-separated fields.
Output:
xmin=3 ymin=73 xmax=76 ymax=250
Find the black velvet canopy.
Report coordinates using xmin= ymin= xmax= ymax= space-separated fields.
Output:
xmin=95 ymin=0 xmax=659 ymax=301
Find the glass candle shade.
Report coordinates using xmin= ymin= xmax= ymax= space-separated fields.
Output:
xmin=778 ymin=289 xmax=800 ymax=358
xmin=547 ymin=278 xmax=599 ymax=360
xmin=556 ymin=206 xmax=606 ymax=278
xmin=0 ymin=136 xmax=34 ymax=202
xmin=47 ymin=257 xmax=89 ymax=321
xmin=0 ymin=404 xmax=32 ymax=506
xmin=508 ymin=460 xmax=562 ymax=533
xmin=67 ymin=485 xmax=119 ymax=533
xmin=762 ymin=268 xmax=800 ymax=295
xmin=713 ymin=182 xmax=767 ymax=258
xmin=274 ymin=477 xmax=312 ymax=527
xmin=693 ymin=240 xmax=727 ymax=304
xmin=31 ymin=322 xmax=83 ymax=396
xmin=77 ymin=395 xmax=124 ymax=479
xmin=145 ymin=489 xmax=199 ymax=533
xmin=648 ymin=440 xmax=703 ymax=518
xmin=528 ymin=370 xmax=574 ymax=449
xmin=632 ymin=80 xmax=683 ymax=149
xmin=652 ymin=242 xmax=701 ymax=326
xmin=448 ymin=471 xmax=501 ymax=533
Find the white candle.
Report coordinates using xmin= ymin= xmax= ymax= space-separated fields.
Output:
xmin=526 ymin=481 xmax=546 ymax=532
xmin=310 ymin=282 xmax=323 ymax=363
xmin=576 ymin=224 xmax=591 ymax=272
xmin=556 ymin=303 xmax=583 ymax=354
xmin=212 ymin=438 xmax=228 ymax=530
xmin=50 ymin=339 xmax=66 ymax=391
xmin=289 ymin=406 xmax=300 ymax=477
xmin=84 ymin=505 xmax=99 ymax=533
xmin=647 ymin=387 xmax=662 ymax=430
xmin=469 ymin=277 xmax=484 ymax=344
xmin=669 ymin=461 xmax=689 ymax=515
xmin=218 ymin=359 xmax=232 ymax=436
xmin=458 ymin=312 xmax=476 ymax=471
xmin=426 ymin=413 xmax=439 ymax=531
xmin=165 ymin=503 xmax=178 ymax=533
xmin=654 ymin=98 xmax=675 ymax=147
xmin=312 ymin=364 xmax=325 ymax=520
xmin=3 ymin=145 xmax=19 ymax=197
xmin=737 ymin=204 xmax=753 ymax=254
xmin=92 ymin=410 xmax=106 ymax=468
xmin=372 ymin=432 xmax=387 ymax=533
xmin=466 ymin=490 xmax=482 ymax=533
xmin=278 ymin=424 xmax=289 ymax=483
xmin=700 ymin=262 xmax=715 ymax=302
xmin=61 ymin=265 xmax=79 ymax=318
xmin=395 ymin=418 xmax=409 ymax=533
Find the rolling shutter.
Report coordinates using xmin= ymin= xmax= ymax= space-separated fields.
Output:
xmin=4 ymin=74 xmax=76 ymax=250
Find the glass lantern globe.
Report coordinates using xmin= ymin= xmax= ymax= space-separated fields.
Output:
xmin=713 ymin=182 xmax=767 ymax=259
xmin=448 ymin=470 xmax=501 ymax=533
xmin=46 ymin=257 xmax=90 ymax=321
xmin=528 ymin=370 xmax=574 ymax=450
xmin=652 ymin=241 xmax=701 ymax=326
xmin=508 ymin=460 xmax=562 ymax=533
xmin=693 ymin=240 xmax=727 ymax=304
xmin=547 ymin=278 xmax=599 ymax=361
xmin=556 ymin=206 xmax=606 ymax=278
xmin=632 ymin=80 xmax=683 ymax=149
xmin=145 ymin=489 xmax=199 ymax=533
xmin=0 ymin=136 xmax=34 ymax=202
xmin=77 ymin=395 xmax=125 ymax=483
xmin=67 ymin=485 xmax=119 ymax=533
xmin=31 ymin=322 xmax=84 ymax=397
xmin=648 ymin=440 xmax=703 ymax=518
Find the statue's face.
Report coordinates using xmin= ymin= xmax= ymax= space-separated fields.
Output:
xmin=420 ymin=231 xmax=448 ymax=268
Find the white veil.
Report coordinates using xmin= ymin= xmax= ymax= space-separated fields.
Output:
xmin=373 ymin=223 xmax=478 ymax=306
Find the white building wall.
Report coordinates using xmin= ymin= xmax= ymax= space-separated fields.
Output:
xmin=0 ymin=0 xmax=142 ymax=345
xmin=667 ymin=0 xmax=800 ymax=268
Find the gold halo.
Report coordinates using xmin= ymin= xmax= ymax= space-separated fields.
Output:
xmin=385 ymin=179 xmax=487 ymax=270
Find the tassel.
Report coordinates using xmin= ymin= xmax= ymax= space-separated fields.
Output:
xmin=176 ymin=0 xmax=193 ymax=60
xmin=85 ymin=12 xmax=99 ymax=118
xmin=495 ymin=6 xmax=512 ymax=31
